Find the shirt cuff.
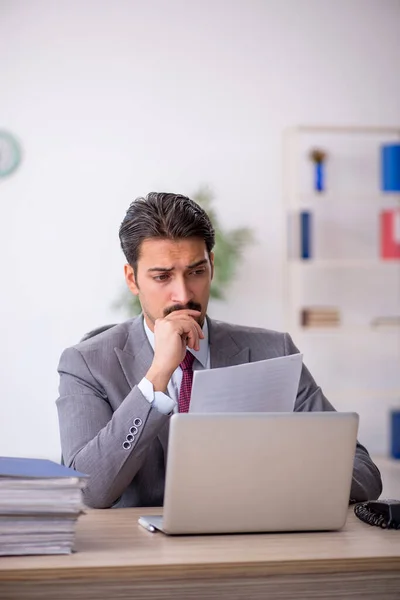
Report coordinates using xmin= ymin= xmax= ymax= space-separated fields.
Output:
xmin=138 ymin=377 xmax=176 ymax=416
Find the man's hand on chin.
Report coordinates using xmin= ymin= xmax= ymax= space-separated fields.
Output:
xmin=145 ymin=310 xmax=204 ymax=392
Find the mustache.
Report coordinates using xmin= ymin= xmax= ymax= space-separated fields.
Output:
xmin=163 ymin=301 xmax=202 ymax=317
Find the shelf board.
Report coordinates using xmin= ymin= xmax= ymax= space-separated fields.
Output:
xmin=325 ymin=389 xmax=400 ymax=400
xmin=285 ymin=193 xmax=400 ymax=203
xmin=291 ymin=125 xmax=400 ymax=135
xmin=373 ymin=456 xmax=400 ymax=469
xmin=288 ymin=259 xmax=400 ymax=268
xmin=291 ymin=326 xmax=400 ymax=335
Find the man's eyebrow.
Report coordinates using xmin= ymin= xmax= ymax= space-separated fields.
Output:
xmin=147 ymin=266 xmax=174 ymax=273
xmin=187 ymin=259 xmax=208 ymax=269
xmin=147 ymin=259 xmax=208 ymax=273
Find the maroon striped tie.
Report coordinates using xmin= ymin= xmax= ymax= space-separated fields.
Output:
xmin=178 ymin=351 xmax=195 ymax=413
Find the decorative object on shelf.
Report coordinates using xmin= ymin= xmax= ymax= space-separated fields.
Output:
xmin=309 ymin=148 xmax=327 ymax=192
xmin=0 ymin=130 xmax=22 ymax=178
xmin=380 ymin=208 xmax=400 ymax=259
xmin=300 ymin=307 xmax=340 ymax=328
xmin=113 ymin=187 xmax=255 ymax=317
xmin=381 ymin=143 xmax=400 ymax=192
xmin=391 ymin=409 xmax=400 ymax=459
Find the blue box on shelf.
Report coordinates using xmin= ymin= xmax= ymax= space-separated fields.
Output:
xmin=381 ymin=143 xmax=400 ymax=192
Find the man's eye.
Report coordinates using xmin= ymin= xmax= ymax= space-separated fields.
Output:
xmin=190 ymin=269 xmax=205 ymax=276
xmin=154 ymin=274 xmax=170 ymax=282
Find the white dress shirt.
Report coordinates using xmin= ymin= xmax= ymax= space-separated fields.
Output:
xmin=137 ymin=318 xmax=210 ymax=415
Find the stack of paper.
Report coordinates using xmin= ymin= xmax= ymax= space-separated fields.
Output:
xmin=0 ymin=457 xmax=87 ymax=555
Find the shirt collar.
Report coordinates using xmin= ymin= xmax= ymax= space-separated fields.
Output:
xmin=143 ymin=316 xmax=209 ymax=368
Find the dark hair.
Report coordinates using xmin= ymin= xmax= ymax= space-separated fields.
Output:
xmin=119 ymin=192 xmax=215 ymax=273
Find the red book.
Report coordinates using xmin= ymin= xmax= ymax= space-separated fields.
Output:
xmin=380 ymin=209 xmax=400 ymax=259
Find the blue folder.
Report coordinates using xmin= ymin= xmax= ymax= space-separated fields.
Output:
xmin=381 ymin=144 xmax=400 ymax=192
xmin=0 ymin=457 xmax=87 ymax=479
xmin=300 ymin=211 xmax=312 ymax=259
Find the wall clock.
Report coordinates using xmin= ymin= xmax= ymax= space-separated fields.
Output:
xmin=0 ymin=130 xmax=22 ymax=178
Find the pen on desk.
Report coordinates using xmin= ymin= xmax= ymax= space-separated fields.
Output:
xmin=138 ymin=517 xmax=156 ymax=533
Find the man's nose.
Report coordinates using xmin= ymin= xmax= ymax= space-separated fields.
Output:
xmin=171 ymin=279 xmax=193 ymax=305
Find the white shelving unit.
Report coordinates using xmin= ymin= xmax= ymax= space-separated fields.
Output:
xmin=282 ymin=125 xmax=400 ymax=456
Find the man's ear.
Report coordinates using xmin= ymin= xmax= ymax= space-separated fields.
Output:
xmin=124 ymin=264 xmax=139 ymax=296
xmin=209 ymin=252 xmax=214 ymax=280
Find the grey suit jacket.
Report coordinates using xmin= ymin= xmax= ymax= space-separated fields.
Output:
xmin=56 ymin=316 xmax=382 ymax=508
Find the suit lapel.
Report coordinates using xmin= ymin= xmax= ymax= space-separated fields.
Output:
xmin=114 ymin=316 xmax=153 ymax=390
xmin=114 ymin=315 xmax=170 ymax=461
xmin=208 ymin=317 xmax=250 ymax=368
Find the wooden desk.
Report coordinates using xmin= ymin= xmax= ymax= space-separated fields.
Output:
xmin=0 ymin=507 xmax=399 ymax=600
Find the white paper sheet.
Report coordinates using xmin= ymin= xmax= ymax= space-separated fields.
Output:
xmin=189 ymin=353 xmax=303 ymax=413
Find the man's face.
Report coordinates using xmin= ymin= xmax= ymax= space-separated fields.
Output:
xmin=124 ymin=237 xmax=214 ymax=331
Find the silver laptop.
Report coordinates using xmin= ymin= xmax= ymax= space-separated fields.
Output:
xmin=139 ymin=412 xmax=358 ymax=535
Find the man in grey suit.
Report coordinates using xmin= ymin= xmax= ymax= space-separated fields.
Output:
xmin=57 ymin=192 xmax=382 ymax=509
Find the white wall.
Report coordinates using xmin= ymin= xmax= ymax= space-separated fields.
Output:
xmin=0 ymin=0 xmax=399 ymax=461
